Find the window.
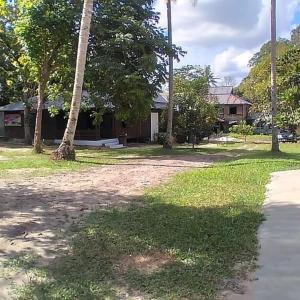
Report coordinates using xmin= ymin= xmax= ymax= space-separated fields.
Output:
xmin=229 ymin=106 xmax=237 ymax=115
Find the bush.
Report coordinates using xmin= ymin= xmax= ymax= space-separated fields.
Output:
xmin=154 ymin=132 xmax=168 ymax=145
xmin=229 ymin=121 xmax=254 ymax=141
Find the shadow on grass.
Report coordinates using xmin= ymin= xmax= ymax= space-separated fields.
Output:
xmin=9 ymin=200 xmax=262 ymax=300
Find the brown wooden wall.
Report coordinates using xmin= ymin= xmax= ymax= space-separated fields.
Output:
xmin=3 ymin=110 xmax=152 ymax=142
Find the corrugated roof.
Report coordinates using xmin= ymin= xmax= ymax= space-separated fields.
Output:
xmin=209 ymin=86 xmax=233 ymax=95
xmin=227 ymin=95 xmax=252 ymax=105
xmin=0 ymin=102 xmax=25 ymax=111
xmin=208 ymin=86 xmax=251 ymax=106
xmin=0 ymin=98 xmax=64 ymax=111
xmin=0 ymin=94 xmax=168 ymax=111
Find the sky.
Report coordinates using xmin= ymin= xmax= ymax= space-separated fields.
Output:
xmin=154 ymin=0 xmax=300 ymax=85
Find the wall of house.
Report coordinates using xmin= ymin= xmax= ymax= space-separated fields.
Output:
xmin=3 ymin=110 xmax=154 ymax=142
xmin=113 ymin=116 xmax=151 ymax=142
xmin=4 ymin=111 xmax=25 ymax=139
xmin=221 ymin=104 xmax=249 ymax=121
xmin=151 ymin=112 xmax=159 ymax=142
xmin=0 ymin=112 xmax=4 ymax=137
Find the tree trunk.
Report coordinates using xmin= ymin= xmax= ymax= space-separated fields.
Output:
xmin=271 ymin=0 xmax=280 ymax=152
xmin=52 ymin=0 xmax=94 ymax=160
xmin=164 ymin=0 xmax=174 ymax=149
xmin=33 ymin=81 xmax=46 ymax=153
xmin=24 ymin=106 xmax=32 ymax=145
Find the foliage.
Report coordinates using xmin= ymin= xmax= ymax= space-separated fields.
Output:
xmin=0 ymin=0 xmax=81 ymax=124
xmin=229 ymin=121 xmax=254 ymax=141
xmin=277 ymin=47 xmax=300 ymax=129
xmin=173 ymin=65 xmax=218 ymax=145
xmin=248 ymin=38 xmax=291 ymax=67
xmin=154 ymin=132 xmax=168 ymax=145
xmin=15 ymin=0 xmax=81 ymax=87
xmin=0 ymin=1 xmax=37 ymax=105
xmin=85 ymin=0 xmax=183 ymax=122
xmin=238 ymin=28 xmax=300 ymax=129
xmin=174 ymin=65 xmax=218 ymax=86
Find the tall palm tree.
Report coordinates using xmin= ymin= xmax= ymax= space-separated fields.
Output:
xmin=164 ymin=0 xmax=174 ymax=149
xmin=271 ymin=0 xmax=279 ymax=152
xmin=53 ymin=0 xmax=94 ymax=160
xmin=164 ymin=0 xmax=197 ymax=149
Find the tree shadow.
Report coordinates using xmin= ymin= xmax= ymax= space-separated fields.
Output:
xmin=1 ymin=190 xmax=263 ymax=299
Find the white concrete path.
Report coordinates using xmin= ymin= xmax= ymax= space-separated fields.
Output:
xmin=228 ymin=169 xmax=300 ymax=300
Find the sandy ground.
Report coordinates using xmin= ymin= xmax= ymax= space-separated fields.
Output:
xmin=0 ymin=153 xmax=229 ymax=299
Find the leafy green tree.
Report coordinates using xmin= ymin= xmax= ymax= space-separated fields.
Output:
xmin=291 ymin=25 xmax=300 ymax=45
xmin=174 ymin=65 xmax=218 ymax=86
xmin=173 ymin=65 xmax=218 ymax=148
xmin=0 ymin=1 xmax=38 ymax=143
xmin=277 ymin=47 xmax=300 ymax=130
xmin=86 ymin=0 xmax=179 ymax=121
xmin=238 ymin=25 xmax=300 ymax=133
xmin=14 ymin=0 xmax=81 ymax=153
xmin=53 ymin=0 xmax=179 ymax=159
xmin=229 ymin=121 xmax=253 ymax=142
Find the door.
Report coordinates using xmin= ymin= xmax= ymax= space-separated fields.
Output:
xmin=0 ymin=112 xmax=4 ymax=136
xmin=151 ymin=112 xmax=159 ymax=142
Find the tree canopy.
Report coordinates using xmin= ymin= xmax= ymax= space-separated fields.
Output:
xmin=85 ymin=0 xmax=183 ymax=122
xmin=1 ymin=0 xmax=181 ymax=119
xmin=238 ymin=26 xmax=300 ymax=129
xmin=173 ymin=65 xmax=218 ymax=145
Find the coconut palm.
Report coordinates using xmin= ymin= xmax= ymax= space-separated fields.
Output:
xmin=164 ymin=0 xmax=174 ymax=149
xmin=271 ymin=0 xmax=279 ymax=152
xmin=164 ymin=0 xmax=198 ymax=149
xmin=53 ymin=0 xmax=94 ymax=160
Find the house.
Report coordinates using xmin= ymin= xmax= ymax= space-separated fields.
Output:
xmin=0 ymin=94 xmax=168 ymax=144
xmin=208 ymin=86 xmax=252 ymax=131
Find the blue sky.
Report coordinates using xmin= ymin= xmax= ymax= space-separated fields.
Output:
xmin=294 ymin=11 xmax=300 ymax=23
xmin=155 ymin=0 xmax=300 ymax=84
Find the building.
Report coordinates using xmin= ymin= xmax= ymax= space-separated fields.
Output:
xmin=208 ymin=86 xmax=252 ymax=131
xmin=0 ymin=94 xmax=167 ymax=144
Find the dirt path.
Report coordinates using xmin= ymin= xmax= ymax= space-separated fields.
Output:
xmin=0 ymin=154 xmax=222 ymax=299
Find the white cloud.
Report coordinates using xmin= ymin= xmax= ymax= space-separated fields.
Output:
xmin=213 ymin=47 xmax=257 ymax=82
xmin=155 ymin=0 xmax=300 ymax=83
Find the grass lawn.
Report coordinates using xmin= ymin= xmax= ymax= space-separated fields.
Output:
xmin=7 ymin=142 xmax=300 ymax=300
xmin=0 ymin=142 xmax=247 ymax=178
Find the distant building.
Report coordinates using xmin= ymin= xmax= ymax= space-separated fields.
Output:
xmin=208 ymin=86 xmax=252 ymax=131
xmin=0 ymin=94 xmax=168 ymax=143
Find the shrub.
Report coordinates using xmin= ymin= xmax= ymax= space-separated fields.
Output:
xmin=229 ymin=121 xmax=254 ymax=141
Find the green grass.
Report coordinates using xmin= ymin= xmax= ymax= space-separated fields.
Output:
xmin=0 ymin=143 xmax=247 ymax=178
xmin=8 ymin=143 xmax=300 ymax=300
xmin=228 ymin=133 xmax=272 ymax=143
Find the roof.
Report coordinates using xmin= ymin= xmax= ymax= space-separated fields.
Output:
xmin=209 ymin=86 xmax=233 ymax=95
xmin=0 ymin=102 xmax=25 ymax=111
xmin=227 ymin=94 xmax=252 ymax=105
xmin=153 ymin=94 xmax=168 ymax=109
xmin=0 ymin=94 xmax=168 ymax=112
xmin=0 ymin=97 xmax=64 ymax=112
xmin=208 ymin=86 xmax=251 ymax=106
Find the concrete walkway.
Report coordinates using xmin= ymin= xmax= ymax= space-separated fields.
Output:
xmin=228 ymin=169 xmax=300 ymax=300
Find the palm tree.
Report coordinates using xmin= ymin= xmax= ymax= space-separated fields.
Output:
xmin=271 ymin=0 xmax=279 ymax=152
xmin=204 ymin=65 xmax=219 ymax=87
xmin=53 ymin=0 xmax=94 ymax=160
xmin=164 ymin=0 xmax=174 ymax=149
xmin=164 ymin=0 xmax=198 ymax=149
